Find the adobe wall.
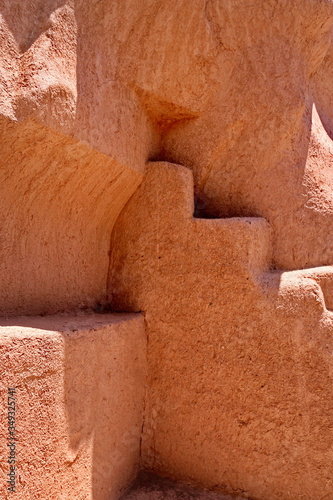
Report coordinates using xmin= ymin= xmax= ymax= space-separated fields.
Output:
xmin=0 ymin=313 xmax=146 ymax=500
xmin=1 ymin=2 xmax=333 ymax=499
xmin=109 ymin=162 xmax=333 ymax=500
xmin=2 ymin=1 xmax=333 ymax=314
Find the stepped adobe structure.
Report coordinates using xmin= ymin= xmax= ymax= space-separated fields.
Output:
xmin=1 ymin=1 xmax=333 ymax=499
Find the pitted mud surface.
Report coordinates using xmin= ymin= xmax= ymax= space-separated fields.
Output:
xmin=122 ymin=472 xmax=248 ymax=500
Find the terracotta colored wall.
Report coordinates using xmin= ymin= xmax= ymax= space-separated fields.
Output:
xmin=1 ymin=2 xmax=333 ymax=498
xmin=2 ymin=1 xmax=333 ymax=313
xmin=108 ymin=162 xmax=333 ymax=500
xmin=0 ymin=119 xmax=141 ymax=315
xmin=0 ymin=313 xmax=146 ymax=500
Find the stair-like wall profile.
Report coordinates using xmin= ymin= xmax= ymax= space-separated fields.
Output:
xmin=1 ymin=160 xmax=333 ymax=500
xmin=108 ymin=161 xmax=333 ymax=500
xmin=1 ymin=2 xmax=333 ymax=498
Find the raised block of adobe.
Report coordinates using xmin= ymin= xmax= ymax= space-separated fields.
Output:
xmin=0 ymin=313 xmax=146 ymax=500
xmin=109 ymin=162 xmax=333 ymax=500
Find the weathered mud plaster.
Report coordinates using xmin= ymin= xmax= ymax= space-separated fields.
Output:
xmin=109 ymin=163 xmax=333 ymax=500
xmin=0 ymin=119 xmax=142 ymax=315
xmin=1 ymin=1 xmax=333 ymax=499
xmin=0 ymin=313 xmax=146 ymax=500
xmin=122 ymin=471 xmax=245 ymax=500
xmin=2 ymin=1 xmax=333 ymax=314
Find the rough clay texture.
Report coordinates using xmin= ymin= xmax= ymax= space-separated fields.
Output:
xmin=122 ymin=472 xmax=244 ymax=500
xmin=0 ymin=119 xmax=141 ymax=315
xmin=2 ymin=1 xmax=333 ymax=500
xmin=109 ymin=162 xmax=333 ymax=500
xmin=0 ymin=313 xmax=146 ymax=500
xmin=2 ymin=0 xmax=333 ymax=313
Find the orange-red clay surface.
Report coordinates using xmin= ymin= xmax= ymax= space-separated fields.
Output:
xmin=1 ymin=1 xmax=333 ymax=499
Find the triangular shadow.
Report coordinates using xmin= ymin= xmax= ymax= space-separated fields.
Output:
xmin=0 ymin=0 xmax=66 ymax=52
